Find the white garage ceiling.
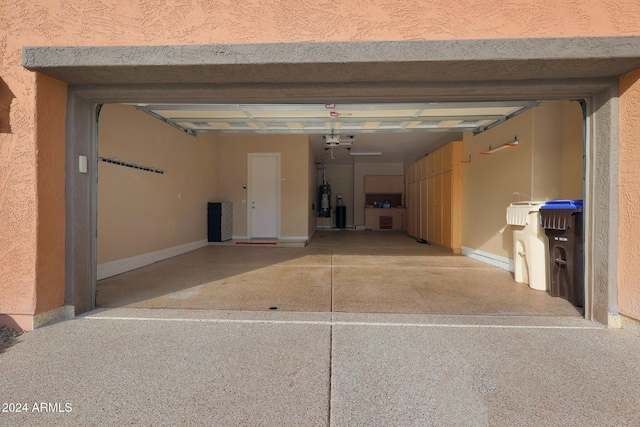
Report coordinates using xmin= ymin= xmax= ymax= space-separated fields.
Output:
xmin=135 ymin=101 xmax=538 ymax=136
xmin=133 ymin=101 xmax=538 ymax=164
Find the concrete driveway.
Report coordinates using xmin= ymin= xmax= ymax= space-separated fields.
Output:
xmin=1 ymin=308 xmax=640 ymax=426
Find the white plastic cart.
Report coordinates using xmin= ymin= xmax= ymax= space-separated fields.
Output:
xmin=506 ymin=201 xmax=549 ymax=291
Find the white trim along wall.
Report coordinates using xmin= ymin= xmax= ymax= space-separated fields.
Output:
xmin=97 ymin=240 xmax=208 ymax=280
xmin=461 ymin=246 xmax=515 ymax=273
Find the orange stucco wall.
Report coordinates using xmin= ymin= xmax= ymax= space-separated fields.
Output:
xmin=2 ymin=0 xmax=640 ymax=326
xmin=34 ymin=74 xmax=67 ymax=314
xmin=619 ymin=69 xmax=640 ymax=322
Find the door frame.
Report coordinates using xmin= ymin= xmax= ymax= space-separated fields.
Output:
xmin=247 ymin=153 xmax=281 ymax=239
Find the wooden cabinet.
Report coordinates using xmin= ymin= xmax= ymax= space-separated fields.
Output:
xmin=434 ymin=173 xmax=443 ymax=245
xmin=441 ymin=144 xmax=452 ymax=172
xmin=419 ymin=179 xmax=428 ymax=241
xmin=427 ymin=176 xmax=436 ymax=242
xmin=364 ymin=175 xmax=404 ymax=194
xmin=417 ymin=156 xmax=427 ymax=181
xmin=405 ymin=141 xmax=463 ymax=253
xmin=427 ymin=155 xmax=435 ymax=178
xmin=442 ymin=171 xmax=452 ymax=249
xmin=365 ymin=208 xmax=405 ymax=230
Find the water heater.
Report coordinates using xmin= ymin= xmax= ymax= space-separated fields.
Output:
xmin=318 ymin=184 xmax=332 ymax=218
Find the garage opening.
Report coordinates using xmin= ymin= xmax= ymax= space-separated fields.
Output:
xmin=22 ymin=38 xmax=632 ymax=324
xmin=94 ymin=100 xmax=584 ymax=318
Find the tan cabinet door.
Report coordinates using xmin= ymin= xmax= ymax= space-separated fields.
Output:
xmin=390 ymin=175 xmax=404 ymax=193
xmin=427 ymin=154 xmax=435 ymax=178
xmin=441 ymin=144 xmax=453 ymax=172
xmin=419 ymin=179 xmax=429 ymax=241
xmin=442 ymin=171 xmax=452 ymax=249
xmin=364 ymin=175 xmax=380 ymax=193
xmin=365 ymin=209 xmax=379 ymax=230
xmin=434 ymin=173 xmax=444 ymax=245
xmin=406 ymin=181 xmax=413 ymax=236
xmin=407 ymin=141 xmax=462 ymax=251
xmin=434 ymin=150 xmax=444 ymax=175
xmin=428 ymin=177 xmax=436 ymax=241
xmin=407 ymin=182 xmax=413 ymax=236
xmin=413 ymin=182 xmax=420 ymax=236
xmin=407 ymin=181 xmax=419 ymax=237
xmin=420 ymin=157 xmax=429 ymax=181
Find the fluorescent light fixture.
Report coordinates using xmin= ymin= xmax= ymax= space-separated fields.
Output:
xmin=349 ymin=151 xmax=382 ymax=156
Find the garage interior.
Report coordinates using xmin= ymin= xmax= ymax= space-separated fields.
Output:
xmin=95 ymin=99 xmax=584 ymax=317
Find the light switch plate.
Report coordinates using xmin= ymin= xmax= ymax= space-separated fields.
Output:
xmin=79 ymin=155 xmax=88 ymax=173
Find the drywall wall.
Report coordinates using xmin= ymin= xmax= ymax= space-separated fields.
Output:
xmin=97 ymin=105 xmax=218 ymax=264
xmin=462 ymin=109 xmax=534 ymax=257
xmin=531 ymin=102 xmax=564 ymax=201
xmin=619 ymin=69 xmax=640 ymax=321
xmin=217 ymin=134 xmax=311 ymax=239
xmin=462 ymin=101 xmax=584 ymax=260
xmin=562 ymin=101 xmax=585 ymax=199
xmin=353 ymin=163 xmax=404 ymax=226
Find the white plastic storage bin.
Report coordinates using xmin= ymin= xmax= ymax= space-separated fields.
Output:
xmin=506 ymin=201 xmax=549 ymax=291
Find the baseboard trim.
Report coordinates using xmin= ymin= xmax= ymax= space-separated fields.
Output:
xmin=97 ymin=240 xmax=207 ymax=280
xmin=461 ymin=246 xmax=514 ymax=272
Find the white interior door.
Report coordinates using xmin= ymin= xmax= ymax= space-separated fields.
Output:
xmin=250 ymin=154 xmax=279 ymax=238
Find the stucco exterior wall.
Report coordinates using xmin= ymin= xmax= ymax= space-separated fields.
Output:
xmin=1 ymin=0 xmax=640 ymax=326
xmin=0 ymin=70 xmax=38 ymax=320
xmin=3 ymin=0 xmax=640 ymax=49
xmin=619 ymin=69 xmax=640 ymax=321
xmin=34 ymin=74 xmax=67 ymax=314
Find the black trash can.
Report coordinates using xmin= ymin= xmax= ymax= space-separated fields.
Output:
xmin=539 ymin=200 xmax=584 ymax=308
xmin=335 ymin=206 xmax=347 ymax=228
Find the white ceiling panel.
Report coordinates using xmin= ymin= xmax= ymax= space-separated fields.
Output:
xmin=135 ymin=101 xmax=539 ymax=136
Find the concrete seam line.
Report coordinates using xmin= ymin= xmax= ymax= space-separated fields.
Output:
xmin=83 ymin=316 xmax=331 ymax=325
xmin=332 ymin=322 xmax=603 ymax=330
xmin=82 ymin=316 xmax=602 ymax=329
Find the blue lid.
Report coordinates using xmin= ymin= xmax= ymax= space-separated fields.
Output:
xmin=542 ymin=199 xmax=583 ymax=209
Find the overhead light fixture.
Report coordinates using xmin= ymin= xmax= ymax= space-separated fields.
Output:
xmin=349 ymin=151 xmax=382 ymax=156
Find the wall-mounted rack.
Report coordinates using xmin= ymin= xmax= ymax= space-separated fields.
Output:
xmin=99 ymin=157 xmax=166 ymax=174
xmin=480 ymin=136 xmax=519 ymax=155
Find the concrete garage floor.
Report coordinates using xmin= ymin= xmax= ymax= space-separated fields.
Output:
xmin=2 ymin=309 xmax=640 ymax=426
xmin=3 ymin=232 xmax=640 ymax=425
xmin=97 ymin=230 xmax=581 ymax=317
